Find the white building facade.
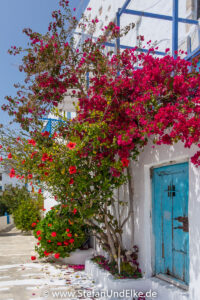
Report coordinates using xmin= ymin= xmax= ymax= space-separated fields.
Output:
xmin=43 ymin=1 xmax=200 ymax=298
xmin=80 ymin=1 xmax=200 ymax=299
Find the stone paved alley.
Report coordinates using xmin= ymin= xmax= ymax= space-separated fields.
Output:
xmin=0 ymin=227 xmax=99 ymax=300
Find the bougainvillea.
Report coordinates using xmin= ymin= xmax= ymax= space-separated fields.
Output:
xmin=1 ymin=0 xmax=200 ymax=274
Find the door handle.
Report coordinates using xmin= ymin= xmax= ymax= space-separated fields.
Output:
xmin=174 ymin=216 xmax=189 ymax=232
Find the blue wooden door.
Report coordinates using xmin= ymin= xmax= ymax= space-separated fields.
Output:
xmin=152 ymin=162 xmax=189 ymax=285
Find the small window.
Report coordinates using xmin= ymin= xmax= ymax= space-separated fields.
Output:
xmin=0 ymin=174 xmax=2 ymax=181
xmin=0 ymin=186 xmax=2 ymax=191
xmin=197 ymin=0 xmax=200 ymax=19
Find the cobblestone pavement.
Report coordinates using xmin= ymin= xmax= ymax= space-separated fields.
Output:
xmin=0 ymin=227 xmax=100 ymax=300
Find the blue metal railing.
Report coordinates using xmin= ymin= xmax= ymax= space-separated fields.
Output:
xmin=118 ymin=0 xmax=199 ymax=59
xmin=78 ymin=0 xmax=200 ymax=86
xmin=41 ymin=113 xmax=72 ymax=136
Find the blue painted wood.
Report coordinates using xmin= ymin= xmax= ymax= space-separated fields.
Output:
xmin=152 ymin=162 xmax=189 ymax=285
xmin=118 ymin=0 xmax=131 ymax=16
xmin=67 ymin=112 xmax=71 ymax=120
xmin=86 ymin=72 xmax=90 ymax=90
xmin=172 ymin=0 xmax=178 ymax=58
xmin=196 ymin=60 xmax=200 ymax=72
xmin=4 ymin=212 xmax=10 ymax=224
xmin=122 ymin=9 xmax=198 ymax=25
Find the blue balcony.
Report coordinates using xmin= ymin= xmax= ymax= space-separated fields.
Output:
xmin=41 ymin=112 xmax=72 ymax=136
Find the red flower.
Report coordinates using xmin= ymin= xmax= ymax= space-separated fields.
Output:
xmin=69 ymin=239 xmax=74 ymax=244
xmin=28 ymin=139 xmax=36 ymax=146
xmin=31 ymin=256 xmax=36 ymax=260
xmin=53 ymin=132 xmax=58 ymax=139
xmin=47 ymin=240 xmax=51 ymax=243
xmin=42 ymin=153 xmax=49 ymax=161
xmin=38 ymin=163 xmax=45 ymax=168
xmin=38 ymin=189 xmax=42 ymax=194
xmin=0 ymin=156 xmax=3 ymax=161
xmin=44 ymin=251 xmax=50 ymax=256
xmin=73 ymin=208 xmax=77 ymax=214
xmin=41 ymin=131 xmax=49 ymax=137
xmin=67 ymin=142 xmax=76 ymax=149
xmin=30 ymin=151 xmax=37 ymax=159
xmin=38 ymin=237 xmax=42 ymax=241
xmin=31 ymin=223 xmax=37 ymax=227
xmin=66 ymin=228 xmax=70 ymax=232
xmin=67 ymin=233 xmax=72 ymax=237
xmin=37 ymin=242 xmax=40 ymax=245
xmin=36 ymin=230 xmax=41 ymax=236
xmin=69 ymin=178 xmax=74 ymax=185
xmin=57 ymin=242 xmax=62 ymax=246
xmin=121 ymin=158 xmax=129 ymax=167
xmin=69 ymin=166 xmax=76 ymax=174
xmin=0 ymin=145 xmax=2 ymax=149
xmin=110 ymin=167 xmax=121 ymax=177
xmin=54 ymin=253 xmax=60 ymax=259
xmin=48 ymin=224 xmax=52 ymax=227
xmin=9 ymin=168 xmax=15 ymax=178
xmin=48 ymin=156 xmax=53 ymax=162
xmin=8 ymin=153 xmax=12 ymax=159
xmin=28 ymin=174 xmax=33 ymax=179
xmin=51 ymin=232 xmax=57 ymax=237
xmin=64 ymin=241 xmax=69 ymax=246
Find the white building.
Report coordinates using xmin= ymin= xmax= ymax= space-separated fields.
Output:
xmin=43 ymin=1 xmax=200 ymax=298
xmin=78 ymin=0 xmax=199 ymax=56
xmin=80 ymin=1 xmax=200 ymax=300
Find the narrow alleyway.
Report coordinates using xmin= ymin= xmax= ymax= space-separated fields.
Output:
xmin=0 ymin=227 xmax=99 ymax=300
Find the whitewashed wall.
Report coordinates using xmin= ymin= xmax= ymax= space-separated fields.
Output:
xmin=80 ymin=3 xmax=200 ymax=297
xmin=96 ymin=141 xmax=200 ymax=299
xmin=81 ymin=0 xmax=199 ymax=54
xmin=127 ymin=141 xmax=200 ymax=300
xmin=43 ymin=190 xmax=57 ymax=212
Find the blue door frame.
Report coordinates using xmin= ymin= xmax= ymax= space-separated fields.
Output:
xmin=152 ymin=162 xmax=189 ymax=285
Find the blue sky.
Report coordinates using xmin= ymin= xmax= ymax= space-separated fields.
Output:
xmin=0 ymin=0 xmax=89 ymax=128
